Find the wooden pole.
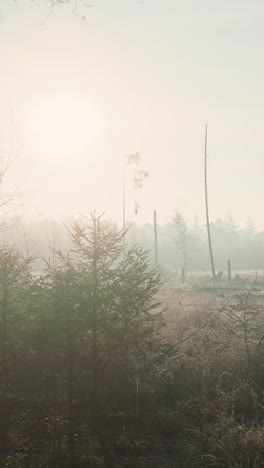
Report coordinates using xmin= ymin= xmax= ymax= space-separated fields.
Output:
xmin=228 ymin=259 xmax=231 ymax=283
xmin=204 ymin=124 xmax=216 ymax=283
xmin=154 ymin=210 xmax=158 ymax=266
xmin=122 ymin=158 xmax=126 ymax=247
xmin=181 ymin=267 xmax=185 ymax=284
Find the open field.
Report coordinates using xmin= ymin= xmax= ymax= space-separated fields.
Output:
xmin=113 ymin=276 xmax=264 ymax=467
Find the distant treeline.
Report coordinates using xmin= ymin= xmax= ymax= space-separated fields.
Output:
xmin=2 ymin=215 xmax=263 ymax=272
xmin=128 ymin=216 xmax=263 ymax=273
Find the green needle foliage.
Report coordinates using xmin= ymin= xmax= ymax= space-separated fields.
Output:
xmin=2 ymin=215 xmax=264 ymax=467
xmin=0 ymin=213 xmax=163 ymax=466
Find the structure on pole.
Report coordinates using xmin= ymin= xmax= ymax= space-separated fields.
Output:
xmin=204 ymin=124 xmax=216 ymax=283
xmin=154 ymin=210 xmax=158 ymax=266
xmin=122 ymin=152 xmax=149 ymax=248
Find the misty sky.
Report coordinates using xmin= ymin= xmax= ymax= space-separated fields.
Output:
xmin=0 ymin=0 xmax=264 ymax=228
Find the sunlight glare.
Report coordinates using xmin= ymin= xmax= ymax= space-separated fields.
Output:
xmin=24 ymin=93 xmax=107 ymax=157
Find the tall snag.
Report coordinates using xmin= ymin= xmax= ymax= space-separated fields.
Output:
xmin=204 ymin=124 xmax=216 ymax=282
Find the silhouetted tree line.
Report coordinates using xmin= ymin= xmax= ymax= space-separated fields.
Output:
xmin=4 ymin=215 xmax=264 ymax=274
xmin=128 ymin=216 xmax=264 ymax=273
xmin=121 ymin=215 xmax=264 ymax=273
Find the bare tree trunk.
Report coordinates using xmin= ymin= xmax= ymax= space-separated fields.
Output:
xmin=91 ymin=216 xmax=99 ymax=424
xmin=154 ymin=210 xmax=158 ymax=266
xmin=67 ymin=329 xmax=75 ymax=468
xmin=183 ymin=226 xmax=188 ymax=277
xmin=204 ymin=124 xmax=216 ymax=283
xmin=123 ymin=159 xmax=126 ymax=248
xmin=181 ymin=267 xmax=185 ymax=284
xmin=0 ymin=262 xmax=9 ymax=451
xmin=228 ymin=259 xmax=231 ymax=283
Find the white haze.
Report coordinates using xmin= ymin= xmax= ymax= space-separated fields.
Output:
xmin=0 ymin=0 xmax=264 ymax=228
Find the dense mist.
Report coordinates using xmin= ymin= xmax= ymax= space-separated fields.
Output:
xmin=2 ymin=215 xmax=263 ymax=273
xmin=1 ymin=1 xmax=264 ymax=467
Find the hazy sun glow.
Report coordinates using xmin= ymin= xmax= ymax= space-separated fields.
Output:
xmin=23 ymin=93 xmax=107 ymax=157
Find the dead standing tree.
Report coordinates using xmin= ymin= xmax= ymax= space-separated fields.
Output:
xmin=0 ymin=112 xmax=23 ymax=237
xmin=204 ymin=124 xmax=216 ymax=283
